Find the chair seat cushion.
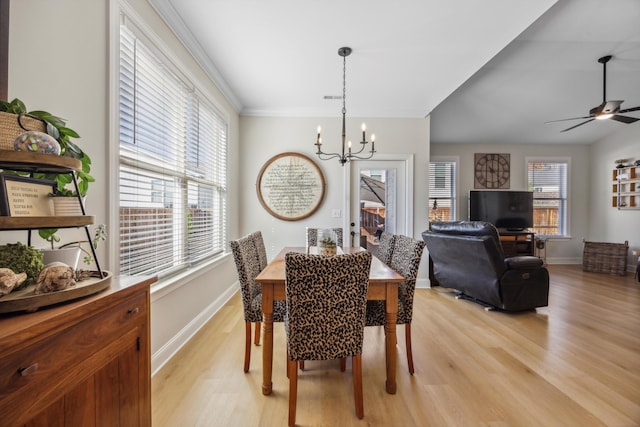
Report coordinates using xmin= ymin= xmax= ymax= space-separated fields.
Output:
xmin=365 ymin=299 xmax=411 ymax=326
xmin=247 ymin=293 xmax=286 ymax=323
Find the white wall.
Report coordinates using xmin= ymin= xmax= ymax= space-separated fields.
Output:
xmin=239 ymin=116 xmax=431 ymax=284
xmin=6 ymin=0 xmax=242 ymax=374
xmin=431 ymin=142 xmax=592 ymax=264
xmin=589 ymin=124 xmax=640 ymax=268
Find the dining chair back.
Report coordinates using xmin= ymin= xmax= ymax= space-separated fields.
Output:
xmin=306 ymin=227 xmax=344 ymax=247
xmin=376 ymin=231 xmax=396 ymax=265
xmin=230 ymin=233 xmax=285 ymax=372
xmin=250 ymin=230 xmax=268 ymax=270
xmin=366 ymin=234 xmax=425 ymax=374
xmin=284 ymin=251 xmax=372 ymax=425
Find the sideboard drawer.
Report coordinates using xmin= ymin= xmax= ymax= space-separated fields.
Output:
xmin=0 ymin=292 xmax=147 ymax=414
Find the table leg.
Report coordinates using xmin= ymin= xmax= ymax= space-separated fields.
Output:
xmin=262 ymin=284 xmax=274 ymax=395
xmin=384 ymin=282 xmax=398 ymax=394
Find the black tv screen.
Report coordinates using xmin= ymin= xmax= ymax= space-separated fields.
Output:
xmin=469 ymin=190 xmax=533 ymax=231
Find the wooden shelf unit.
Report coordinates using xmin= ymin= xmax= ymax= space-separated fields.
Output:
xmin=498 ymin=229 xmax=535 ymax=257
xmin=612 ymin=164 xmax=640 ymax=210
xmin=0 ymin=151 xmax=103 ymax=275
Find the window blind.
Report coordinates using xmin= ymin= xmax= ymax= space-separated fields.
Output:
xmin=527 ymin=160 xmax=567 ymax=236
xmin=119 ymin=21 xmax=227 ymax=277
xmin=429 ymin=161 xmax=456 ymax=221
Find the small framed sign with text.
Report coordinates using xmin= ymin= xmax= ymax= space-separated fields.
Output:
xmin=0 ymin=175 xmax=55 ymax=216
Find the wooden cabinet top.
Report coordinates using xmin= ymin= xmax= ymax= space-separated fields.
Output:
xmin=0 ymin=275 xmax=156 ymax=349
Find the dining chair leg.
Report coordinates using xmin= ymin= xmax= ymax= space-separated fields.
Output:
xmin=254 ymin=321 xmax=261 ymax=345
xmin=340 ymin=357 xmax=347 ymax=372
xmin=352 ymin=354 xmax=364 ymax=419
xmin=288 ymin=358 xmax=298 ymax=427
xmin=299 ymin=361 xmax=305 ymax=371
xmin=244 ymin=322 xmax=251 ymax=373
xmin=405 ymin=323 xmax=414 ymax=375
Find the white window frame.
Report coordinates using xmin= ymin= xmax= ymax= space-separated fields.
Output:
xmin=112 ymin=4 xmax=229 ymax=279
xmin=526 ymin=156 xmax=571 ymax=238
xmin=429 ymin=156 xmax=459 ymax=222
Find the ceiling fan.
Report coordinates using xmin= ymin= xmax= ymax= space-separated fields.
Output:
xmin=547 ymin=55 xmax=640 ymax=132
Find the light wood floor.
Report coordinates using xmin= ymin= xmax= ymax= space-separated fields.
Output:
xmin=152 ymin=265 xmax=640 ymax=426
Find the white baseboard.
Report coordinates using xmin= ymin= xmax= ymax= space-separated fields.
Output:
xmin=151 ymin=283 xmax=237 ymax=377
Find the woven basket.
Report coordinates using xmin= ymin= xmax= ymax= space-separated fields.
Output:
xmin=582 ymin=240 xmax=629 ymax=276
xmin=0 ymin=111 xmax=47 ymax=151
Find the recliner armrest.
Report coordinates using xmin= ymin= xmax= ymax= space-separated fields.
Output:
xmin=505 ymin=256 xmax=544 ymax=269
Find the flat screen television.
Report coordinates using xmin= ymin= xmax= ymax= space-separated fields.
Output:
xmin=469 ymin=190 xmax=533 ymax=231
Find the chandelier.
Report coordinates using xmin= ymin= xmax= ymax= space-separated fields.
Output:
xmin=315 ymin=47 xmax=376 ymax=166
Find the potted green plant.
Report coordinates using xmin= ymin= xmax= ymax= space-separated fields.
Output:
xmin=39 ymin=224 xmax=107 ymax=269
xmin=319 ymin=233 xmax=337 ymax=256
xmin=0 ymin=98 xmax=94 ymax=197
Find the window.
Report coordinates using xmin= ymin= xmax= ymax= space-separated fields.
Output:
xmin=118 ymin=18 xmax=227 ymax=277
xmin=429 ymin=159 xmax=457 ymax=222
xmin=527 ymin=158 xmax=568 ymax=237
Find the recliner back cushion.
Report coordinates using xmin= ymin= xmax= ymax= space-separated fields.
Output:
xmin=423 ymin=232 xmax=506 ymax=307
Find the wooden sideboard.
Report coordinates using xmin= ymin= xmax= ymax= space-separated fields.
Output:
xmin=0 ymin=275 xmax=156 ymax=426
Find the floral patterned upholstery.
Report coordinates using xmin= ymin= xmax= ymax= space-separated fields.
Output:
xmin=284 ymin=251 xmax=371 ymax=361
xmin=365 ymin=234 xmax=425 ymax=374
xmin=376 ymin=231 xmax=396 ymax=265
xmin=306 ymin=227 xmax=344 ymax=247
xmin=284 ymin=251 xmax=371 ymax=424
xmin=230 ymin=233 xmax=286 ymax=372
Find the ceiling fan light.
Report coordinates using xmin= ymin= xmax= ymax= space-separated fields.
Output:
xmin=595 ymin=113 xmax=614 ymax=120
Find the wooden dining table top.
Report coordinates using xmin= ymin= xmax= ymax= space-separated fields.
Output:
xmin=255 ymin=246 xmax=404 ymax=284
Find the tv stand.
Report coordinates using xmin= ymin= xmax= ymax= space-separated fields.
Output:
xmin=498 ymin=229 xmax=535 ymax=257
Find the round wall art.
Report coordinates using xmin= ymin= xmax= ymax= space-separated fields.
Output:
xmin=256 ymin=152 xmax=326 ymax=221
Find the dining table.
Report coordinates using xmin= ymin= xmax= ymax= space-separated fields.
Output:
xmin=254 ymin=246 xmax=405 ymax=395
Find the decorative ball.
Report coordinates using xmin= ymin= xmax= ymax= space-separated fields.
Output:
xmin=13 ymin=131 xmax=61 ymax=155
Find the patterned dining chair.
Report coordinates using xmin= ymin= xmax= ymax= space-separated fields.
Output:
xmin=284 ymin=251 xmax=372 ymax=425
xmin=306 ymin=227 xmax=344 ymax=247
xmin=250 ymin=230 xmax=268 ymax=270
xmin=365 ymin=234 xmax=425 ymax=374
xmin=376 ymin=231 xmax=396 ymax=265
xmin=230 ymin=234 xmax=285 ymax=372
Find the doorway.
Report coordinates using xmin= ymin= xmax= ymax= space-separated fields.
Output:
xmin=346 ymin=155 xmax=414 ymax=250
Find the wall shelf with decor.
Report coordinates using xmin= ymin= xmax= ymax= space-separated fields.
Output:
xmin=0 ymin=151 xmax=102 ymax=276
xmin=612 ymin=164 xmax=640 ymax=210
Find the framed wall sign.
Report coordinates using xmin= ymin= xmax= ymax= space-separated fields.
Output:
xmin=256 ymin=152 xmax=326 ymax=221
xmin=0 ymin=175 xmax=56 ymax=216
xmin=474 ymin=153 xmax=511 ymax=189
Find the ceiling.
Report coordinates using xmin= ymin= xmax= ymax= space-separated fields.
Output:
xmin=150 ymin=0 xmax=640 ymax=145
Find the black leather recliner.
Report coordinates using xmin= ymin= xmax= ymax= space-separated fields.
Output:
xmin=422 ymin=221 xmax=549 ymax=311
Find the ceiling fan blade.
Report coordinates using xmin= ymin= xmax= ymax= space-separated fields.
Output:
xmin=619 ymin=105 xmax=640 ymax=114
xmin=601 ymin=100 xmax=623 ymax=114
xmin=561 ymin=119 xmax=594 ymax=132
xmin=609 ymin=115 xmax=640 ymax=124
xmin=545 ymin=116 xmax=591 ymax=124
